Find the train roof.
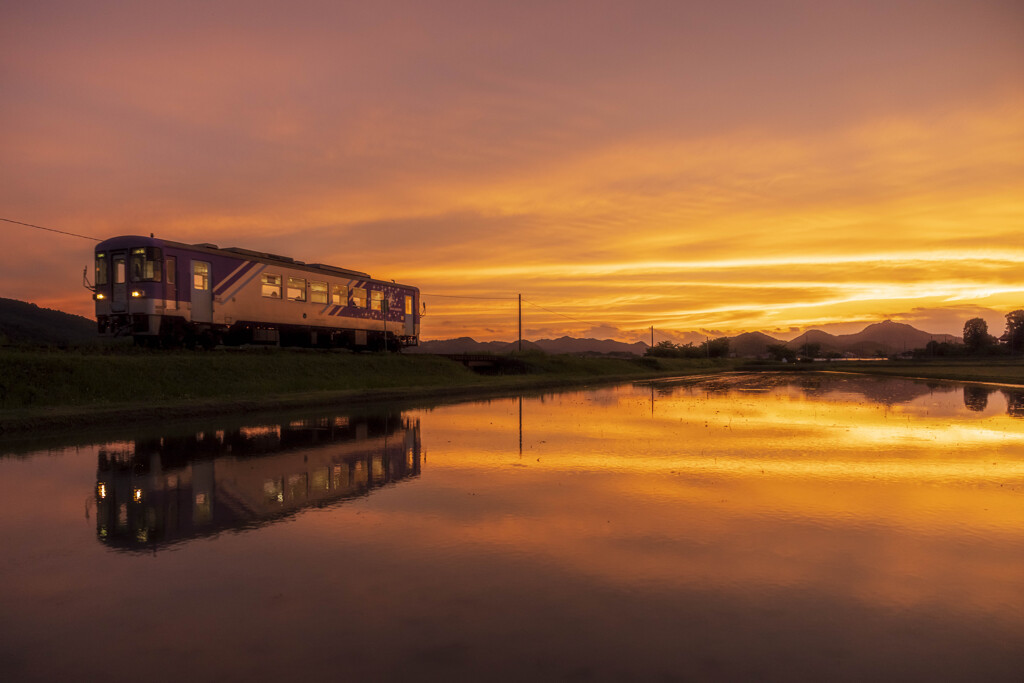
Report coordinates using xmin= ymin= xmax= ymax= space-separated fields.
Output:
xmin=94 ymin=235 xmax=413 ymax=288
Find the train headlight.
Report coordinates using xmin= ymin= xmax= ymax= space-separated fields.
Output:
xmin=131 ymin=290 xmax=144 ymax=298
xmin=94 ymin=292 xmax=106 ymax=300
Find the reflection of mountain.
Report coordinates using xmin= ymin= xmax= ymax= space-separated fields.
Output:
xmin=677 ymin=373 xmax=1024 ymax=415
xmin=682 ymin=372 xmax=957 ymax=406
xmin=95 ymin=413 xmax=421 ymax=551
xmin=793 ymin=374 xmax=957 ymax=405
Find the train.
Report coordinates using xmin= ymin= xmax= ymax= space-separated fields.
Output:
xmin=90 ymin=235 xmax=420 ymax=349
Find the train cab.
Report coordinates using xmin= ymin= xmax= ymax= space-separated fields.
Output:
xmin=93 ymin=235 xmax=170 ymax=338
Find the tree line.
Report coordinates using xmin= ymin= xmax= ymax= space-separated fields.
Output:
xmin=646 ymin=337 xmax=730 ymax=359
xmin=923 ymin=309 xmax=1024 ymax=358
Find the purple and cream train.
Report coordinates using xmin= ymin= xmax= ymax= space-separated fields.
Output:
xmin=92 ymin=235 xmax=419 ymax=349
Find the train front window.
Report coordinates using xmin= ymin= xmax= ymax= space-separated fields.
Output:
xmin=130 ymin=247 xmax=163 ymax=282
xmin=114 ymin=259 xmax=126 ymax=284
xmin=95 ymin=253 xmax=109 ymax=286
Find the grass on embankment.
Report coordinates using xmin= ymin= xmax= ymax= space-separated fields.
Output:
xmin=0 ymin=347 xmax=727 ymax=425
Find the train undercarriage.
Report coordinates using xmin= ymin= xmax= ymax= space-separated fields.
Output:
xmin=99 ymin=314 xmax=416 ymax=351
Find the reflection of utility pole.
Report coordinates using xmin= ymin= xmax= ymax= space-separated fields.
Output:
xmin=518 ymin=395 xmax=523 ymax=458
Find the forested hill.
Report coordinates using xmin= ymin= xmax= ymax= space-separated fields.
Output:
xmin=0 ymin=298 xmax=97 ymax=346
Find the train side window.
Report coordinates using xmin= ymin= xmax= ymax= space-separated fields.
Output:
xmin=95 ymin=253 xmax=109 ymax=286
xmin=287 ymin=277 xmax=306 ymax=302
xmin=331 ymin=284 xmax=348 ymax=305
xmin=261 ymin=273 xmax=282 ymax=298
xmin=351 ymin=287 xmax=367 ymax=308
xmin=310 ymin=281 xmax=328 ymax=304
xmin=370 ymin=290 xmax=384 ymax=311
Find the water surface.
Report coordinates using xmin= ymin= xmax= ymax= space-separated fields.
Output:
xmin=1 ymin=373 xmax=1022 ymax=681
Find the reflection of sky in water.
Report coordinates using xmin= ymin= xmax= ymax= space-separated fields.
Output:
xmin=0 ymin=373 xmax=1021 ymax=681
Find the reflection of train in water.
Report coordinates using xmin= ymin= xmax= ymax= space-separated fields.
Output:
xmin=95 ymin=413 xmax=421 ymax=550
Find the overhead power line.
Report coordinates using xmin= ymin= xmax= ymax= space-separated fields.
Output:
xmin=422 ymin=292 xmax=616 ymax=330
xmin=1 ymin=217 xmax=100 ymax=242
xmin=422 ymin=292 xmax=519 ymax=301
xmin=522 ymin=298 xmax=607 ymax=330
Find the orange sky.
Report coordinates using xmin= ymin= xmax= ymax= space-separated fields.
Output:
xmin=2 ymin=1 xmax=1022 ymax=343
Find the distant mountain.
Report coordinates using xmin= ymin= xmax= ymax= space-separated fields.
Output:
xmin=0 ymin=297 xmax=98 ymax=346
xmin=499 ymin=340 xmax=547 ymax=353
xmin=411 ymin=320 xmax=960 ymax=358
xmin=729 ymin=331 xmax=781 ymax=358
xmin=533 ymin=336 xmax=649 ymax=356
xmin=784 ymin=320 xmax=958 ymax=356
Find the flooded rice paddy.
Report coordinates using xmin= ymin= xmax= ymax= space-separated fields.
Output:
xmin=1 ymin=372 xmax=1022 ymax=681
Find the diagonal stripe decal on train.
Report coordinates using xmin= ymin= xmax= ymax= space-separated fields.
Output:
xmin=221 ymin=263 xmax=266 ymax=302
xmin=214 ymin=261 xmax=257 ymax=296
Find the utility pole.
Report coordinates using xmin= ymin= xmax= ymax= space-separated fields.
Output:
xmin=518 ymin=293 xmax=522 ymax=352
xmin=650 ymin=325 xmax=654 ymax=348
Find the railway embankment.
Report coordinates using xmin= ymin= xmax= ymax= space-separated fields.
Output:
xmin=0 ymin=348 xmax=731 ymax=433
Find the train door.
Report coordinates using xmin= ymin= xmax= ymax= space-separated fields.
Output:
xmin=111 ymin=252 xmax=128 ymax=312
xmin=165 ymin=256 xmax=178 ymax=310
xmin=191 ymin=260 xmax=212 ymax=323
xmin=404 ymin=295 xmax=415 ymax=336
